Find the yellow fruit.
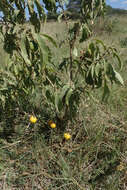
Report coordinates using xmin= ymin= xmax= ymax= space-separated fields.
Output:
xmin=48 ymin=120 xmax=53 ymax=125
xmin=50 ymin=123 xmax=56 ymax=129
xmin=64 ymin=133 xmax=71 ymax=140
xmin=29 ymin=116 xmax=37 ymax=123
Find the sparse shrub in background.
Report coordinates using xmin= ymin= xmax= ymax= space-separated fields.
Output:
xmin=104 ymin=19 xmax=114 ymax=34
xmin=106 ymin=4 xmax=127 ymax=15
xmin=119 ymin=37 xmax=127 ymax=48
xmin=95 ymin=17 xmax=117 ymax=35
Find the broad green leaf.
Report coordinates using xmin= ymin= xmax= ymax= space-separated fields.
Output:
xmin=34 ymin=0 xmax=45 ymax=20
xmin=105 ymin=74 xmax=112 ymax=86
xmin=59 ymin=58 xmax=69 ymax=71
xmin=33 ymin=33 xmax=49 ymax=67
xmin=55 ymin=85 xmax=70 ymax=112
xmin=55 ymin=91 xmax=63 ymax=113
xmin=73 ymin=47 xmax=78 ymax=57
xmin=87 ymin=48 xmax=92 ymax=55
xmin=58 ymin=13 xmax=63 ymax=23
xmin=20 ymin=36 xmax=31 ymax=65
xmin=65 ymin=88 xmax=73 ymax=106
xmin=103 ymin=60 xmax=108 ymax=74
xmin=113 ymin=52 xmax=122 ymax=70
xmin=89 ymin=42 xmax=96 ymax=55
xmin=114 ymin=70 xmax=124 ymax=85
xmin=41 ymin=34 xmax=57 ymax=47
xmin=45 ymin=89 xmax=54 ymax=104
xmin=95 ymin=63 xmax=101 ymax=77
xmin=80 ymin=24 xmax=91 ymax=42
xmin=13 ymin=9 xmax=20 ymax=17
xmin=60 ymin=84 xmax=70 ymax=101
xmin=90 ymin=65 xmax=95 ymax=78
xmin=95 ymin=39 xmax=106 ymax=50
xmin=55 ymin=92 xmax=60 ymax=113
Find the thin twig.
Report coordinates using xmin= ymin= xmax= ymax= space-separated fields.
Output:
xmin=71 ymin=177 xmax=86 ymax=190
xmin=0 ymin=141 xmax=21 ymax=150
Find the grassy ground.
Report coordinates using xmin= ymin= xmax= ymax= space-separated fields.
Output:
xmin=0 ymin=15 xmax=127 ymax=190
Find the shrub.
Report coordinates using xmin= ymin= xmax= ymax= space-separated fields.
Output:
xmin=0 ymin=0 xmax=123 ymax=138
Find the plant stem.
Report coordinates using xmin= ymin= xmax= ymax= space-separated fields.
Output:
xmin=69 ymin=45 xmax=73 ymax=82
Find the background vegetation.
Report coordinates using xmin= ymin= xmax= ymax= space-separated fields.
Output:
xmin=0 ymin=1 xmax=127 ymax=190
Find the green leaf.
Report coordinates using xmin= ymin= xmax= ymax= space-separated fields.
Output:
xmin=73 ymin=47 xmax=78 ymax=57
xmin=33 ymin=33 xmax=49 ymax=67
xmin=55 ymin=85 xmax=70 ymax=112
xmin=41 ymin=34 xmax=57 ymax=47
xmin=95 ymin=63 xmax=101 ymax=77
xmin=89 ymin=42 xmax=96 ymax=56
xmin=90 ymin=65 xmax=95 ymax=78
xmin=65 ymin=88 xmax=73 ymax=106
xmin=55 ymin=92 xmax=63 ymax=113
xmin=58 ymin=13 xmax=63 ymax=23
xmin=45 ymin=89 xmax=54 ymax=104
xmin=95 ymin=39 xmax=106 ymax=50
xmin=113 ymin=51 xmax=122 ymax=70
xmin=80 ymin=25 xmax=89 ymax=42
xmin=60 ymin=84 xmax=70 ymax=101
xmin=114 ymin=70 xmax=124 ymax=85
xmin=59 ymin=58 xmax=69 ymax=71
xmin=34 ymin=0 xmax=45 ymax=20
xmin=55 ymin=92 xmax=60 ymax=113
xmin=20 ymin=36 xmax=31 ymax=65
xmin=103 ymin=60 xmax=108 ymax=74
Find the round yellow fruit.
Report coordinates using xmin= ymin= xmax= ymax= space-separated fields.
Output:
xmin=50 ymin=123 xmax=56 ymax=129
xmin=64 ymin=133 xmax=71 ymax=140
xmin=29 ymin=116 xmax=37 ymax=123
